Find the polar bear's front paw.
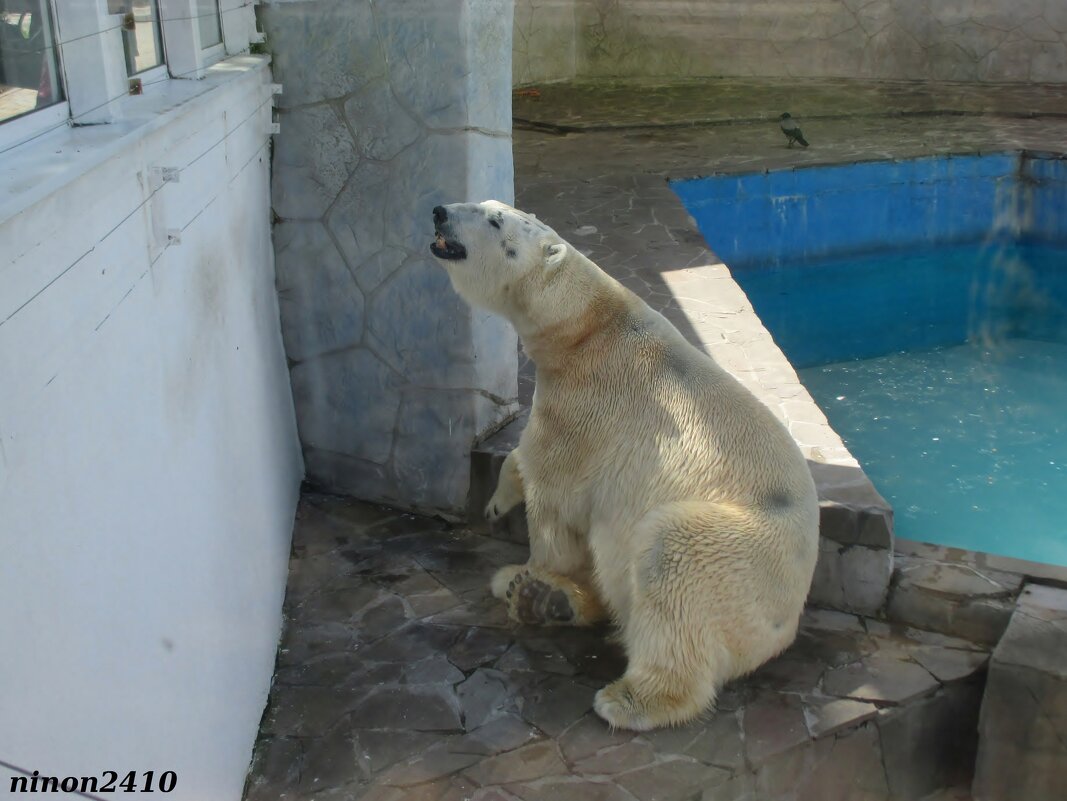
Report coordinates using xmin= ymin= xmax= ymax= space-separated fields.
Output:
xmin=504 ymin=570 xmax=576 ymax=625
xmin=484 ymin=488 xmax=521 ymax=522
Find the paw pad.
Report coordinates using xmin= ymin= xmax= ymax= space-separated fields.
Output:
xmin=507 ymin=572 xmax=575 ymax=624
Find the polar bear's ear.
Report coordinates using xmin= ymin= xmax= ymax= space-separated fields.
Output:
xmin=543 ymin=242 xmax=568 ymax=270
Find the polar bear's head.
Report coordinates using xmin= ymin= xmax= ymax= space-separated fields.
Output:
xmin=429 ymin=200 xmax=593 ymax=333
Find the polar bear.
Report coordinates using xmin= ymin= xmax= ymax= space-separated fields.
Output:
xmin=430 ymin=200 xmax=820 ymax=730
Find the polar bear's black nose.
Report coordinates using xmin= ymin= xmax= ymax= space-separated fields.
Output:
xmin=433 ymin=206 xmax=447 ymax=226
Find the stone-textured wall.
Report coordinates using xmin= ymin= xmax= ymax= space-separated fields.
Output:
xmin=514 ymin=0 xmax=1067 ymax=84
xmin=260 ymin=0 xmax=519 ymax=517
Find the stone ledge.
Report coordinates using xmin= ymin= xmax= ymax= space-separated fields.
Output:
xmin=886 ymin=554 xmax=1024 ymax=646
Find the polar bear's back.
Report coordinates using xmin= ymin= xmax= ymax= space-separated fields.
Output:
xmin=559 ymin=290 xmax=813 ymax=509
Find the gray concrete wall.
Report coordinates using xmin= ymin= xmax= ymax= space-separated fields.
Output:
xmin=514 ymin=0 xmax=1067 ymax=84
xmin=260 ymin=0 xmax=519 ymax=517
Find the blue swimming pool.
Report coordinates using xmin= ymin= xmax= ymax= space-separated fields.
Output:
xmin=673 ymin=154 xmax=1067 ymax=566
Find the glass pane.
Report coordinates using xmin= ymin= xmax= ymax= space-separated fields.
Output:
xmin=197 ymin=0 xmax=221 ymax=49
xmin=109 ymin=0 xmax=164 ymax=75
xmin=0 ymin=0 xmax=64 ymax=125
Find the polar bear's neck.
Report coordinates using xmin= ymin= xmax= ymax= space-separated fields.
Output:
xmin=518 ymin=280 xmax=630 ymax=369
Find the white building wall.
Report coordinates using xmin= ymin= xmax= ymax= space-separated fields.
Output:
xmin=0 ymin=58 xmax=302 ymax=801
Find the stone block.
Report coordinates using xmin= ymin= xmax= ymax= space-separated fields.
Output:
xmin=808 ymin=459 xmax=894 ymax=549
xmin=886 ymin=556 xmax=1021 ymax=645
xmin=809 ymin=537 xmax=891 ymax=616
xmin=973 ymin=584 xmax=1067 ymax=801
xmin=802 ymin=697 xmax=879 ymax=739
xmin=878 ymin=679 xmax=984 ymax=800
xmin=795 ymin=722 xmax=891 ymax=801
xmin=274 ymin=222 xmax=364 ymax=362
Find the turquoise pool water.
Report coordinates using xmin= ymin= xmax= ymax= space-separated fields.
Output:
xmin=803 ymin=338 xmax=1067 ymax=566
xmin=673 ymin=153 xmax=1067 ymax=565
xmin=747 ymin=243 xmax=1067 ymax=566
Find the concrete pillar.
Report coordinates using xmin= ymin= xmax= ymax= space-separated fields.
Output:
xmin=259 ymin=0 xmax=518 ymax=517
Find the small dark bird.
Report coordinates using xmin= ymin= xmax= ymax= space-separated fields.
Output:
xmin=779 ymin=112 xmax=809 ymax=148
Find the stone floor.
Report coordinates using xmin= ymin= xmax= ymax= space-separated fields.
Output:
xmin=244 ymin=494 xmax=987 ymax=801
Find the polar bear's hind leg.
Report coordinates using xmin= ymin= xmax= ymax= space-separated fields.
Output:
xmin=594 ymin=501 xmax=795 ymax=730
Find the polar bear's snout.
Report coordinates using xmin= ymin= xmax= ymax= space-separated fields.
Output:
xmin=429 ymin=205 xmax=468 ymax=261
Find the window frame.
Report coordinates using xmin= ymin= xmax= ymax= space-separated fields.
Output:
xmin=0 ymin=0 xmax=257 ymax=154
xmin=0 ymin=0 xmax=70 ymax=152
xmin=0 ymin=99 xmax=69 ymax=153
xmin=118 ymin=0 xmax=167 ymax=78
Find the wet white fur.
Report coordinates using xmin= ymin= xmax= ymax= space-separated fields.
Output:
xmin=432 ymin=200 xmax=820 ymax=730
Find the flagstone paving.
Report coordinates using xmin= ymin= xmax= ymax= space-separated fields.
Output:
xmin=243 ymin=494 xmax=988 ymax=801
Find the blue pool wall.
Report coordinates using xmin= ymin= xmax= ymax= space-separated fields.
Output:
xmin=671 ymin=153 xmax=1067 ymax=269
xmin=671 ymin=153 xmax=1067 ymax=368
xmin=1024 ymin=154 xmax=1067 ymax=245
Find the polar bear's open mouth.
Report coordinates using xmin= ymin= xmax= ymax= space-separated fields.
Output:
xmin=430 ymin=231 xmax=467 ymax=261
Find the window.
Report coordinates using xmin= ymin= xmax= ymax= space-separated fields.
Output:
xmin=109 ymin=0 xmax=164 ymax=76
xmin=0 ymin=0 xmax=258 ymax=150
xmin=0 ymin=0 xmax=64 ymax=125
xmin=196 ymin=0 xmax=220 ymax=50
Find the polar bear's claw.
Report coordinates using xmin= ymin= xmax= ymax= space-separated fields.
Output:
xmin=594 ymin=681 xmax=653 ymax=731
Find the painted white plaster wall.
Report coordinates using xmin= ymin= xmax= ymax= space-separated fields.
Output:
xmin=0 ymin=57 xmax=302 ymax=801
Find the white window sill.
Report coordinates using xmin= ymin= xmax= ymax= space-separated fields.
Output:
xmin=0 ymin=54 xmax=271 ymax=226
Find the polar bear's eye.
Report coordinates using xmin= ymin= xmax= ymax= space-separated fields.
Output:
xmin=488 ymin=218 xmax=501 ymax=229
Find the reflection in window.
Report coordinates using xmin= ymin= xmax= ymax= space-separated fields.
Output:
xmin=108 ymin=0 xmax=164 ymax=75
xmin=197 ymin=0 xmax=221 ymax=49
xmin=0 ymin=0 xmax=64 ymax=125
